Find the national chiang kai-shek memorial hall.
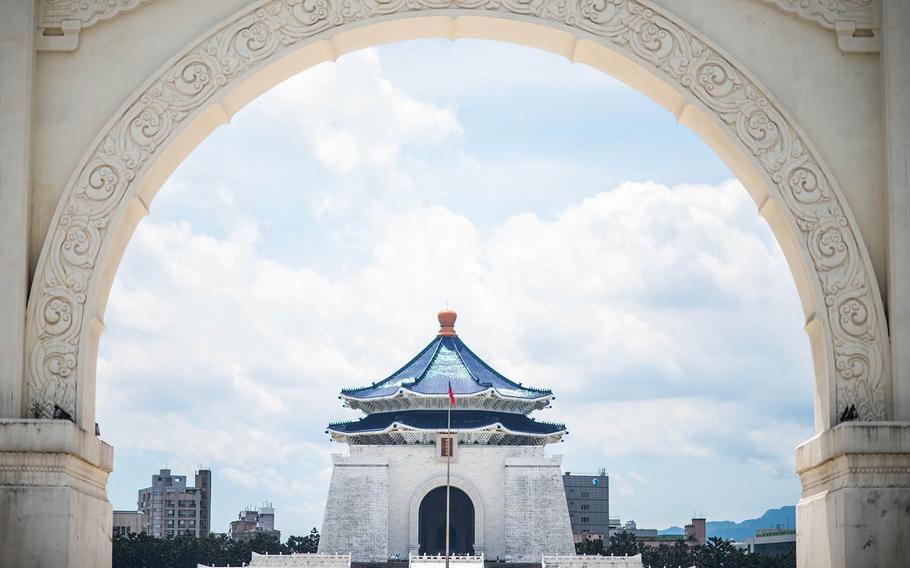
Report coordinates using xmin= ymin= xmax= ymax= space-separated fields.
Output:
xmin=317 ymin=309 xmax=576 ymax=562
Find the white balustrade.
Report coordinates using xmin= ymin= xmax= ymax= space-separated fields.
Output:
xmin=541 ymin=554 xmax=644 ymax=568
xmin=409 ymin=552 xmax=484 ymax=568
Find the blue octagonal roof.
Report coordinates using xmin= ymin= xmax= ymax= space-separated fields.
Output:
xmin=341 ymin=313 xmax=551 ymax=401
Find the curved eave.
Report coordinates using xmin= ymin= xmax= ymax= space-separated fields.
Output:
xmin=327 ymin=421 xmax=567 ymax=438
xmin=340 ymin=386 xmax=553 ymax=405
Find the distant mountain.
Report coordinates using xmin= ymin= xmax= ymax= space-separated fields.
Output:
xmin=657 ymin=506 xmax=796 ymax=541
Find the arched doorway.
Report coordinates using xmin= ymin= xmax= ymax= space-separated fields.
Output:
xmin=418 ymin=486 xmax=475 ymax=556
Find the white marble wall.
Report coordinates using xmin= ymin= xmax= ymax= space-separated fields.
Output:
xmin=318 ymin=453 xmax=390 ymax=561
xmin=504 ymin=456 xmax=576 ymax=561
xmin=319 ymin=444 xmax=574 ymax=562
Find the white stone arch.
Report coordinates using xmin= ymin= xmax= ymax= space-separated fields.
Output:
xmin=408 ymin=475 xmax=486 ymax=554
xmin=24 ymin=0 xmax=892 ymax=435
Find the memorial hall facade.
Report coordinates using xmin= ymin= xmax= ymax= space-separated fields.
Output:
xmin=318 ymin=310 xmax=576 ymax=562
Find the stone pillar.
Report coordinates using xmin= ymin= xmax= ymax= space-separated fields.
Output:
xmin=884 ymin=0 xmax=910 ymax=422
xmin=0 ymin=0 xmax=34 ymax=419
xmin=796 ymin=423 xmax=910 ymax=567
xmin=0 ymin=420 xmax=114 ymax=568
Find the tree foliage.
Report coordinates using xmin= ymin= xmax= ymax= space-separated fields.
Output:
xmin=574 ymin=531 xmax=796 ymax=568
xmin=113 ymin=529 xmax=320 ymax=568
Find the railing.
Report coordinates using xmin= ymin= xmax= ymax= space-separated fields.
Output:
xmin=541 ymin=554 xmax=644 ymax=568
xmin=409 ymin=552 xmax=485 ymax=568
xmin=246 ymin=552 xmax=352 ymax=567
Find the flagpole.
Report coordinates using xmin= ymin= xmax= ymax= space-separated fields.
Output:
xmin=445 ymin=391 xmax=451 ymax=568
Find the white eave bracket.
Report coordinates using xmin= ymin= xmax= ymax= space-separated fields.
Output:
xmin=834 ymin=20 xmax=881 ymax=53
xmin=760 ymin=0 xmax=881 ymax=53
xmin=36 ymin=20 xmax=81 ymax=52
xmin=37 ymin=0 xmax=155 ymax=52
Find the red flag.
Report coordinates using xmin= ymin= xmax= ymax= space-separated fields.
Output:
xmin=448 ymin=381 xmax=455 ymax=407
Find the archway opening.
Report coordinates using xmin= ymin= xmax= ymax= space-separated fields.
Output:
xmin=419 ymin=486 xmax=475 ymax=556
xmin=18 ymin=1 xmax=890 ymax=564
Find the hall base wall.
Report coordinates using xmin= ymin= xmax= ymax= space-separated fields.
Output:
xmin=504 ymin=457 xmax=576 ymax=562
xmin=318 ymin=454 xmax=390 ymax=562
xmin=318 ymin=444 xmax=574 ymax=562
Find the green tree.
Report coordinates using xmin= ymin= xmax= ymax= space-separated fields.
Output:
xmin=112 ymin=529 xmax=321 ymax=568
xmin=287 ymin=528 xmax=320 ymax=553
xmin=574 ymin=537 xmax=604 ymax=555
xmin=606 ymin=530 xmax=640 ymax=556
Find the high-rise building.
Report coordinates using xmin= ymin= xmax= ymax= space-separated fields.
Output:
xmin=137 ymin=468 xmax=212 ymax=538
xmin=230 ymin=504 xmax=280 ymax=541
xmin=563 ymin=470 xmax=610 ymax=539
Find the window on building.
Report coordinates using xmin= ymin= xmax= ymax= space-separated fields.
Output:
xmin=581 ymin=492 xmax=590 ymax=497
xmin=581 ymin=504 xmax=590 ymax=511
xmin=581 ymin=517 xmax=590 ymax=523
xmin=167 ymin=520 xmax=174 ymax=528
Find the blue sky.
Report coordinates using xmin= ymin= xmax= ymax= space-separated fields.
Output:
xmin=96 ymin=39 xmax=814 ymax=538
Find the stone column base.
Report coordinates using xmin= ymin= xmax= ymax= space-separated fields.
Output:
xmin=796 ymin=423 xmax=910 ymax=568
xmin=0 ymin=419 xmax=114 ymax=568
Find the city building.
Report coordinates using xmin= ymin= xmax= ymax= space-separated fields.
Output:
xmin=744 ymin=528 xmax=796 ymax=557
xmin=112 ymin=510 xmax=143 ymax=537
xmin=230 ymin=504 xmax=280 ymax=542
xmin=318 ymin=310 xmax=575 ymax=562
xmin=611 ymin=518 xmax=706 ymax=548
xmin=137 ymin=468 xmax=212 ymax=538
xmin=563 ymin=470 xmax=609 ymax=541
xmin=684 ymin=518 xmax=706 ymax=546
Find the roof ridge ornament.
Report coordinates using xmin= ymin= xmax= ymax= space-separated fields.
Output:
xmin=437 ymin=308 xmax=457 ymax=336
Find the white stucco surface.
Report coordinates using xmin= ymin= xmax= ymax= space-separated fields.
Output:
xmin=319 ymin=445 xmax=574 ymax=562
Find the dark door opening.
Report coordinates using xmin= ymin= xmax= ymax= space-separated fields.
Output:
xmin=418 ymin=486 xmax=475 ymax=555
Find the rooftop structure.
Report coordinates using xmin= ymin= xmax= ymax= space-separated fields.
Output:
xmin=327 ymin=309 xmax=567 ymax=446
xmin=230 ymin=504 xmax=279 ymax=542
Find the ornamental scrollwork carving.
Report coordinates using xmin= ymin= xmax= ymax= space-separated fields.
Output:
xmin=26 ymin=0 xmax=889 ymax=426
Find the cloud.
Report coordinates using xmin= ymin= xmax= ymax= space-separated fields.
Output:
xmin=257 ymin=49 xmax=462 ymax=177
xmin=99 ymin=178 xmax=812 ymax=533
xmin=97 ymin=41 xmax=812 ymax=535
